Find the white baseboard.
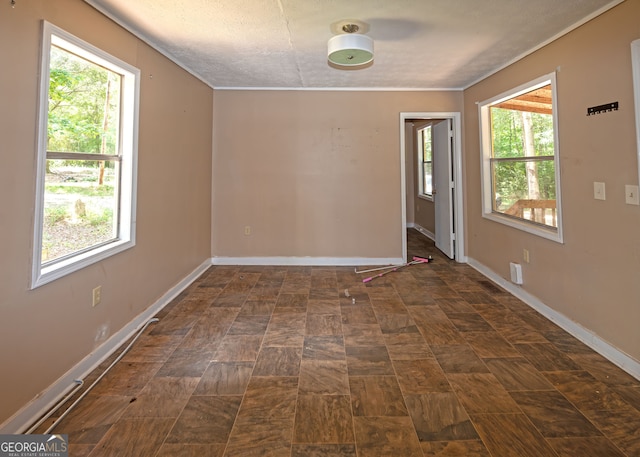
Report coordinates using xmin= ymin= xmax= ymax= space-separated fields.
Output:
xmin=467 ymin=257 xmax=640 ymax=381
xmin=410 ymin=223 xmax=435 ymax=241
xmin=0 ymin=259 xmax=211 ymax=434
xmin=211 ymin=256 xmax=403 ymax=266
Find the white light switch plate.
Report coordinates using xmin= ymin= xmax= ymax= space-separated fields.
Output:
xmin=594 ymin=181 xmax=606 ymax=200
xmin=625 ymin=185 xmax=640 ymax=205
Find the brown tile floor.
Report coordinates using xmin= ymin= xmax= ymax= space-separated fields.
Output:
xmin=40 ymin=230 xmax=640 ymax=456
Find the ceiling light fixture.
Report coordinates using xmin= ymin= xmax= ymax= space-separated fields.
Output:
xmin=328 ymin=23 xmax=373 ymax=67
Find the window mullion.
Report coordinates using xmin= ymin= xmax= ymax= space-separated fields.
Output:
xmin=46 ymin=152 xmax=121 ymax=161
xmin=490 ymin=155 xmax=554 ymax=163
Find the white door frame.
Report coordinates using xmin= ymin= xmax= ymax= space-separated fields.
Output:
xmin=399 ymin=112 xmax=466 ymax=263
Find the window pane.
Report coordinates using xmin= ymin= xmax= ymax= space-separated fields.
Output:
xmin=423 ymin=162 xmax=432 ymax=195
xmin=493 ymin=159 xmax=557 ymax=228
xmin=42 ymin=159 xmax=118 ymax=263
xmin=422 ymin=127 xmax=432 ymax=161
xmin=490 ymin=85 xmax=554 ymax=160
xmin=48 ymin=45 xmax=121 ymax=155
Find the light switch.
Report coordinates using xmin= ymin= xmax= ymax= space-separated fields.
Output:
xmin=625 ymin=185 xmax=640 ymax=205
xmin=593 ymin=181 xmax=606 ymax=200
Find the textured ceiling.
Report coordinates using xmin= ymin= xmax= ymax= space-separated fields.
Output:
xmin=84 ymin=0 xmax=622 ymax=90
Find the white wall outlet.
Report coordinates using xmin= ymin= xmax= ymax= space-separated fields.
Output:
xmin=92 ymin=286 xmax=101 ymax=307
xmin=625 ymin=185 xmax=639 ymax=205
xmin=94 ymin=323 xmax=110 ymax=344
xmin=593 ymin=181 xmax=606 ymax=200
xmin=244 ymin=225 xmax=251 ymax=235
xmin=510 ymin=262 xmax=523 ymax=285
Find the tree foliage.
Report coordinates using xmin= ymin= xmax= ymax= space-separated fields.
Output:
xmin=47 ymin=46 xmax=120 ymax=157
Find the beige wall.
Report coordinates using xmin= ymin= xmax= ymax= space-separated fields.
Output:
xmin=212 ymin=90 xmax=462 ymax=260
xmin=414 ymin=197 xmax=436 ymax=234
xmin=0 ymin=0 xmax=213 ymax=425
xmin=463 ymin=0 xmax=640 ymax=361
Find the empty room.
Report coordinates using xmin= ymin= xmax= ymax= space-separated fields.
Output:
xmin=1 ymin=0 xmax=639 ymax=456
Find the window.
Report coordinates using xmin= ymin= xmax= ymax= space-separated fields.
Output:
xmin=418 ymin=125 xmax=433 ymax=199
xmin=32 ymin=22 xmax=140 ymax=288
xmin=478 ymin=73 xmax=563 ymax=242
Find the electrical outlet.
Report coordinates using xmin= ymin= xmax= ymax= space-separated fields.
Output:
xmin=244 ymin=226 xmax=251 ymax=236
xmin=625 ymin=185 xmax=639 ymax=205
xmin=523 ymin=249 xmax=530 ymax=264
xmin=593 ymin=181 xmax=606 ymax=200
xmin=92 ymin=286 xmax=101 ymax=307
xmin=95 ymin=323 xmax=110 ymax=343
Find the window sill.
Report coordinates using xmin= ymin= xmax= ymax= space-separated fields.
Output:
xmin=418 ymin=194 xmax=434 ymax=202
xmin=32 ymin=239 xmax=135 ymax=289
xmin=482 ymin=211 xmax=563 ymax=243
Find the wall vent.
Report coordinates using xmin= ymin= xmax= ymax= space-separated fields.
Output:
xmin=510 ymin=262 xmax=523 ymax=285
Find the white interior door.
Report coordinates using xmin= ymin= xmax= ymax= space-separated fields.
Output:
xmin=433 ymin=119 xmax=454 ymax=258
xmin=400 ymin=112 xmax=464 ymax=264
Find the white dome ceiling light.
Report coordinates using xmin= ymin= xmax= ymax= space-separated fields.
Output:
xmin=327 ymin=23 xmax=373 ymax=68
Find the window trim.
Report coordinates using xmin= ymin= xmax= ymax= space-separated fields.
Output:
xmin=417 ymin=124 xmax=434 ymax=201
xmin=478 ymin=72 xmax=563 ymax=243
xmin=31 ymin=21 xmax=140 ymax=288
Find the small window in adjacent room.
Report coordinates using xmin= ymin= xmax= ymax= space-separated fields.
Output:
xmin=418 ymin=125 xmax=433 ymax=199
xmin=32 ymin=22 xmax=140 ymax=288
xmin=478 ymin=73 xmax=563 ymax=242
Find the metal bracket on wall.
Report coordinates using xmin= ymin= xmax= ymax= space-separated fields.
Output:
xmin=587 ymin=101 xmax=618 ymax=116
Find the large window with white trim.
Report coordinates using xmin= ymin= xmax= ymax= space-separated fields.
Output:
xmin=479 ymin=73 xmax=563 ymax=242
xmin=32 ymin=22 xmax=140 ymax=287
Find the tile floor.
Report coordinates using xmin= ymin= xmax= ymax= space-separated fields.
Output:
xmin=41 ymin=230 xmax=640 ymax=456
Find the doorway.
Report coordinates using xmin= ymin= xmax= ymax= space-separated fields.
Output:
xmin=399 ymin=112 xmax=465 ymax=263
